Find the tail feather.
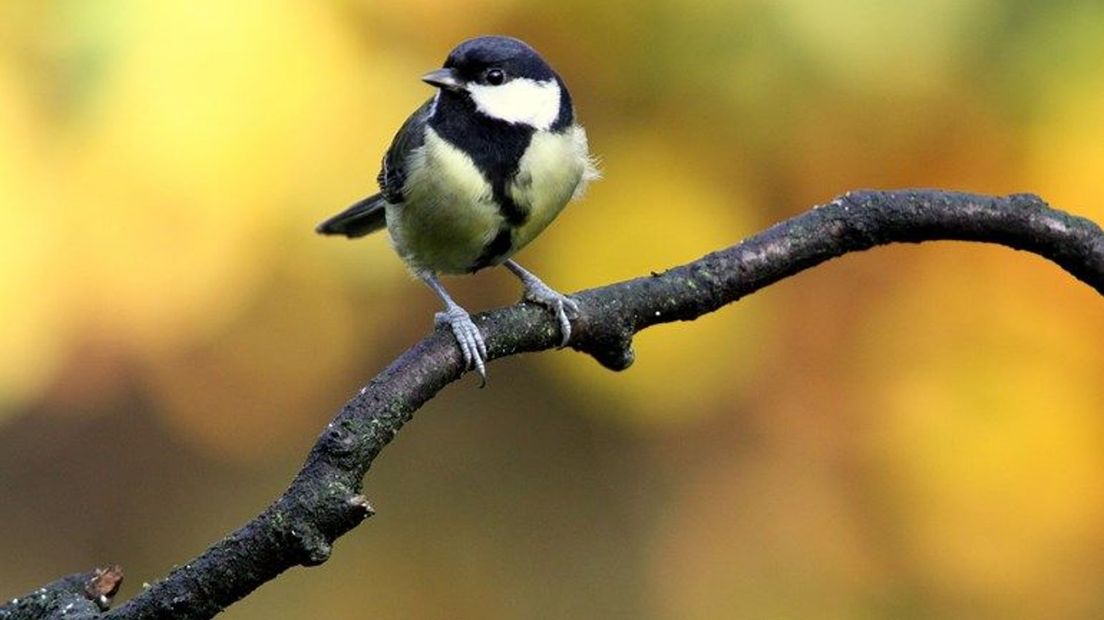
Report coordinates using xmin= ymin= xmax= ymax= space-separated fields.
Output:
xmin=316 ymin=194 xmax=388 ymax=238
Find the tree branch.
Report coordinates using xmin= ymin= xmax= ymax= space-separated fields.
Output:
xmin=10 ymin=190 xmax=1103 ymax=619
xmin=0 ymin=566 xmax=122 ymax=620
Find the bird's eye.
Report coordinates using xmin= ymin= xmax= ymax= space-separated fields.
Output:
xmin=485 ymin=68 xmax=505 ymax=85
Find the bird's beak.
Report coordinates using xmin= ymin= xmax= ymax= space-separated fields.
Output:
xmin=421 ymin=67 xmax=465 ymax=92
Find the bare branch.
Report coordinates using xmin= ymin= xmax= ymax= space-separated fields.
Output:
xmin=14 ymin=190 xmax=1104 ymax=619
xmin=0 ymin=566 xmax=122 ymax=619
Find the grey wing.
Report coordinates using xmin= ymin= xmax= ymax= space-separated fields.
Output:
xmin=378 ymin=97 xmax=435 ymax=204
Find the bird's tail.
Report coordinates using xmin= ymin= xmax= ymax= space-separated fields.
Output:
xmin=316 ymin=194 xmax=388 ymax=238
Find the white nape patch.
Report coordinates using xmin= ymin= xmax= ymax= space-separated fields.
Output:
xmin=467 ymin=78 xmax=561 ymax=130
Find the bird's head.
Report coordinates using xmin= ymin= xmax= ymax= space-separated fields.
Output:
xmin=422 ymin=36 xmax=570 ymax=131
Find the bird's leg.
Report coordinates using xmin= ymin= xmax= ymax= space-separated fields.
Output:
xmin=503 ymin=260 xmax=579 ymax=347
xmin=420 ymin=271 xmax=488 ymax=384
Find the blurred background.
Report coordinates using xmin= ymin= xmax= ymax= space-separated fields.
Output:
xmin=2 ymin=1 xmax=1104 ymax=618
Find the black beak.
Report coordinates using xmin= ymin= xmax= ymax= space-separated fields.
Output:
xmin=421 ymin=68 xmax=465 ymax=92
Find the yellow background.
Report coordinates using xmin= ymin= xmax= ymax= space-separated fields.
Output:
xmin=2 ymin=1 xmax=1104 ymax=618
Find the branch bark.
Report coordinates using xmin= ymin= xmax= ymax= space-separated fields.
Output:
xmin=0 ymin=566 xmax=122 ymax=620
xmin=7 ymin=190 xmax=1103 ymax=619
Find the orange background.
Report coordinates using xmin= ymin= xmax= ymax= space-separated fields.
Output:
xmin=3 ymin=2 xmax=1104 ymax=618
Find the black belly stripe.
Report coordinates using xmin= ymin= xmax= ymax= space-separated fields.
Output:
xmin=493 ymin=181 xmax=528 ymax=225
xmin=470 ymin=225 xmax=514 ymax=272
xmin=430 ymin=91 xmax=536 ymax=228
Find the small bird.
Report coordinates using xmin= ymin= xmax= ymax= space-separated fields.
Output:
xmin=317 ymin=36 xmax=599 ymax=383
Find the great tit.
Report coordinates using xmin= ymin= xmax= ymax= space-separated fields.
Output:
xmin=317 ymin=36 xmax=599 ymax=383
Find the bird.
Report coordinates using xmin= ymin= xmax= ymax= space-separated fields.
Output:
xmin=317 ymin=35 xmax=599 ymax=383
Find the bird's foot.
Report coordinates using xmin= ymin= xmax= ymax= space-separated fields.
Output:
xmin=521 ymin=279 xmax=580 ymax=347
xmin=435 ymin=306 xmax=488 ymax=385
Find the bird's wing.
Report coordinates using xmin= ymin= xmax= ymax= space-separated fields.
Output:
xmin=378 ymin=97 xmax=436 ymax=204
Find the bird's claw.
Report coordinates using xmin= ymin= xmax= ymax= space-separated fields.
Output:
xmin=522 ymin=282 xmax=580 ymax=347
xmin=435 ymin=307 xmax=488 ymax=385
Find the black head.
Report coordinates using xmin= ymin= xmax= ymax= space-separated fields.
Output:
xmin=421 ymin=36 xmax=572 ymax=131
xmin=443 ymin=36 xmax=557 ymax=86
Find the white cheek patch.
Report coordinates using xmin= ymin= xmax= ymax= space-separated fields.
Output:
xmin=467 ymin=78 xmax=561 ymax=130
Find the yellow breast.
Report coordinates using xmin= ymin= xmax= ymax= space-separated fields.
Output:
xmin=386 ymin=128 xmax=502 ymax=274
xmin=386 ymin=125 xmax=597 ymax=274
xmin=508 ymin=125 xmax=596 ymax=252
